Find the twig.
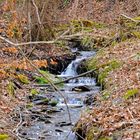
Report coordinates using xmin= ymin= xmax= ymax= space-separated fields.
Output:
xmin=12 ymin=107 xmax=23 ymax=140
xmin=75 ymin=131 xmax=85 ymax=140
xmin=31 ymin=0 xmax=41 ymax=25
xmin=127 ymin=108 xmax=134 ymax=119
xmin=121 ymin=14 xmax=140 ymax=23
xmin=27 ymin=0 xmax=32 ymax=45
xmin=0 ymin=35 xmax=55 ymax=46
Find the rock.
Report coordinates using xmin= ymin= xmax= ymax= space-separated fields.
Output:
xmin=33 ymin=98 xmax=49 ymax=105
xmin=77 ymin=60 xmax=88 ymax=74
xmin=84 ymin=94 xmax=97 ymax=105
xmin=49 ymin=99 xmax=58 ymax=106
xmin=55 ymin=122 xmax=72 ymax=127
xmin=47 ymin=107 xmax=62 ymax=113
xmin=46 ymin=54 xmax=76 ymax=74
xmin=55 ymin=129 xmax=63 ymax=132
xmin=0 ymin=121 xmax=6 ymax=129
xmin=72 ymin=85 xmax=90 ymax=92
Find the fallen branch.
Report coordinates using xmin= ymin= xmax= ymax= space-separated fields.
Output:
xmin=0 ymin=36 xmax=55 ymax=46
xmin=0 ymin=32 xmax=108 ymax=47
xmin=34 ymin=68 xmax=97 ymax=87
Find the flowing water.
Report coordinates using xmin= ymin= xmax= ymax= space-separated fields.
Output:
xmin=61 ymin=51 xmax=95 ymax=77
xmin=18 ymin=50 xmax=100 ymax=140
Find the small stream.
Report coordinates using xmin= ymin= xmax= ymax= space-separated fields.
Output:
xmin=18 ymin=49 xmax=100 ymax=140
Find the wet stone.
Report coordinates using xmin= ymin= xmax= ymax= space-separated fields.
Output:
xmin=47 ymin=107 xmax=62 ymax=113
xmin=72 ymin=85 xmax=90 ymax=92
xmin=55 ymin=129 xmax=63 ymax=132
xmin=33 ymin=99 xmax=49 ymax=105
xmin=84 ymin=94 xmax=98 ymax=105
xmin=55 ymin=122 xmax=72 ymax=127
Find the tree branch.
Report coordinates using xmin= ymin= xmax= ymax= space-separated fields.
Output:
xmin=0 ymin=32 xmax=108 ymax=47
xmin=31 ymin=0 xmax=41 ymax=25
xmin=121 ymin=14 xmax=140 ymax=23
xmin=0 ymin=36 xmax=55 ymax=46
xmin=34 ymin=68 xmax=97 ymax=87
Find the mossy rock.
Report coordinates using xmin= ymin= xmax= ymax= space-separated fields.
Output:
xmin=34 ymin=70 xmax=63 ymax=87
xmin=98 ymin=70 xmax=108 ymax=84
xmin=87 ymin=49 xmax=106 ymax=70
xmin=35 ymin=76 xmax=49 ymax=84
xmin=70 ymin=19 xmax=107 ymax=33
xmin=49 ymin=99 xmax=58 ymax=106
xmin=87 ymin=51 xmax=121 ymax=86
xmin=81 ymin=36 xmax=93 ymax=49
xmin=98 ymin=60 xmax=121 ymax=85
xmin=30 ymin=89 xmax=39 ymax=95
xmin=87 ymin=58 xmax=98 ymax=70
xmin=86 ymin=127 xmax=100 ymax=140
xmin=17 ymin=74 xmax=30 ymax=84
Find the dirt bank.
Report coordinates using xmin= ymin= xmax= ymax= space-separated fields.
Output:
xmin=75 ymin=24 xmax=140 ymax=140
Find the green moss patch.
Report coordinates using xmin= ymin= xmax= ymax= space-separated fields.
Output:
xmin=132 ymin=31 xmax=140 ymax=39
xmin=123 ymin=89 xmax=139 ymax=99
xmin=98 ymin=60 xmax=121 ymax=84
xmin=34 ymin=70 xmax=63 ymax=87
xmin=0 ymin=134 xmax=9 ymax=140
xmin=102 ymin=90 xmax=111 ymax=100
xmin=86 ymin=127 xmax=100 ymax=140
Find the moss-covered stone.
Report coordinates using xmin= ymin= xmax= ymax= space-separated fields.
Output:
xmin=87 ymin=49 xmax=106 ymax=70
xmin=81 ymin=36 xmax=92 ymax=45
xmin=30 ymin=89 xmax=39 ymax=95
xmin=98 ymin=60 xmax=121 ymax=85
xmin=34 ymin=70 xmax=63 ymax=87
xmin=86 ymin=127 xmax=100 ymax=140
xmin=49 ymin=99 xmax=58 ymax=106
xmin=87 ymin=47 xmax=121 ymax=86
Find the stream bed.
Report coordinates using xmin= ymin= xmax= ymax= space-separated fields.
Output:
xmin=17 ymin=50 xmax=100 ymax=140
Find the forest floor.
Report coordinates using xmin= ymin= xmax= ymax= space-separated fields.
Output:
xmin=0 ymin=0 xmax=140 ymax=140
xmin=1 ymin=21 xmax=140 ymax=140
xmin=75 ymin=22 xmax=140 ymax=140
xmin=76 ymin=39 xmax=140 ymax=140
